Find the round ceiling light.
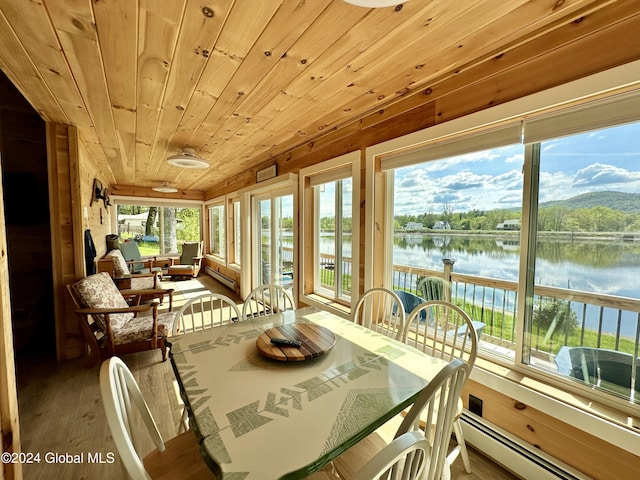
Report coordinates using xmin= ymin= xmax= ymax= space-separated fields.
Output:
xmin=152 ymin=181 xmax=178 ymax=193
xmin=342 ymin=0 xmax=408 ymax=7
xmin=166 ymin=148 xmax=210 ymax=169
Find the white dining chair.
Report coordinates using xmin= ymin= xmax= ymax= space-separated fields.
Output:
xmin=403 ymin=300 xmax=479 ymax=474
xmin=331 ymin=358 xmax=471 ymax=480
xmin=99 ymin=357 xmax=214 ymax=480
xmin=242 ymin=283 xmax=295 ymax=319
xmin=353 ymin=431 xmax=430 ymax=480
xmin=352 ymin=287 xmax=405 ymax=340
xmin=173 ymin=292 xmax=242 ymax=335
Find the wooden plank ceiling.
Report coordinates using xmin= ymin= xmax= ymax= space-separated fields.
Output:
xmin=0 ymin=0 xmax=633 ymax=195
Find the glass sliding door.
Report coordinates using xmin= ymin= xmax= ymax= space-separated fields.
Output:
xmin=253 ymin=192 xmax=294 ymax=291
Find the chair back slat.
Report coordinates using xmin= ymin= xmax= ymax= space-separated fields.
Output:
xmin=242 ymin=284 xmax=295 ymax=319
xmin=402 ymin=300 xmax=478 ymax=370
xmin=174 ymin=293 xmax=242 ymax=335
xmin=395 ymin=358 xmax=471 ymax=480
xmin=352 ymin=288 xmax=405 ymax=340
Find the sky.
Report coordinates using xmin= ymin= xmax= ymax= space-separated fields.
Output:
xmin=392 ymin=122 xmax=640 ymax=216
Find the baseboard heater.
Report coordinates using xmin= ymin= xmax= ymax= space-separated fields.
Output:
xmin=460 ymin=412 xmax=591 ymax=480
xmin=205 ymin=266 xmax=237 ymax=290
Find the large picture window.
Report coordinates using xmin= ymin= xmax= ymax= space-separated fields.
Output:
xmin=115 ymin=203 xmax=201 ymax=255
xmin=525 ymin=118 xmax=640 ymax=404
xmin=378 ymin=89 xmax=640 ymax=410
xmin=389 ymin=131 xmax=523 ymax=362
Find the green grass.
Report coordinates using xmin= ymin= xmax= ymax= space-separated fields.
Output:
xmin=320 ymin=267 xmax=352 ymax=292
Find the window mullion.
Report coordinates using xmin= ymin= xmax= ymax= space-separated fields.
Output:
xmin=335 ymin=180 xmax=344 ymax=298
xmin=516 ymin=143 xmax=540 ymax=366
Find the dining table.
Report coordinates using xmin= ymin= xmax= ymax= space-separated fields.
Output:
xmin=167 ymin=306 xmax=450 ymax=479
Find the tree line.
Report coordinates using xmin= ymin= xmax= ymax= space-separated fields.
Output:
xmin=307 ymin=204 xmax=640 ymax=234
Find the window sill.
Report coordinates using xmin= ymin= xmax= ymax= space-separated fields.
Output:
xmin=302 ymin=293 xmax=351 ymax=320
xmin=204 ymin=254 xmax=225 ymax=266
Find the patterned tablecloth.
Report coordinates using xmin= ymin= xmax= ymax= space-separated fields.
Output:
xmin=168 ymin=306 xmax=448 ymax=479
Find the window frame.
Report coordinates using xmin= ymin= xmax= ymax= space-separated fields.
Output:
xmin=365 ymin=60 xmax=640 ymax=424
xmin=207 ymin=198 xmax=226 ymax=262
xmin=227 ymin=194 xmax=242 ymax=269
xmin=299 ymin=152 xmax=360 ymax=317
xmin=109 ymin=196 xmax=203 ymax=256
xmin=237 ymin=173 xmax=298 ymax=299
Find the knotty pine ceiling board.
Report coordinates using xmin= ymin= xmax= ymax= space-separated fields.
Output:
xmin=0 ymin=0 xmax=637 ymax=196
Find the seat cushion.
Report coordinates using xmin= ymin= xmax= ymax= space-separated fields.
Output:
xmin=168 ymin=265 xmax=195 ymax=275
xmin=113 ymin=311 xmax=176 ymax=345
xmin=105 ymin=249 xmax=130 ymax=277
xmin=72 ymin=272 xmax=134 ymax=331
xmin=129 ymin=275 xmax=157 ymax=290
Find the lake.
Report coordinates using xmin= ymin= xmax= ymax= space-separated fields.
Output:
xmin=315 ymin=231 xmax=640 ymax=338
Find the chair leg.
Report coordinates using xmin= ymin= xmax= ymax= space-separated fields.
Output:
xmin=178 ymin=406 xmax=189 ymax=434
xmin=450 ymin=419 xmax=472 ymax=473
xmin=160 ymin=338 xmax=167 ymax=361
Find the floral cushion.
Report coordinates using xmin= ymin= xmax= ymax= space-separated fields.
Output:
xmin=113 ymin=311 xmax=177 ymax=345
xmin=105 ymin=249 xmax=130 ymax=277
xmin=72 ymin=272 xmax=133 ymax=331
xmin=129 ymin=275 xmax=157 ymax=290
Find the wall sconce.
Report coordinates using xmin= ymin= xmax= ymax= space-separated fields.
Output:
xmin=102 ymin=188 xmax=111 ymax=208
xmin=91 ymin=179 xmax=111 ymax=208
xmin=91 ymin=179 xmax=103 ymax=205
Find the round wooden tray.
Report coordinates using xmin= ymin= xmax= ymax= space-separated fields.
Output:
xmin=256 ymin=323 xmax=336 ymax=362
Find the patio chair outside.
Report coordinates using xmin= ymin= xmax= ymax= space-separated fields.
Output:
xmin=555 ymin=346 xmax=640 ymax=399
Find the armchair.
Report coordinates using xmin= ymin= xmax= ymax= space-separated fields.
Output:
xmin=97 ymin=248 xmax=161 ymax=292
xmin=68 ymin=272 xmax=176 ymax=367
xmin=168 ymin=241 xmax=203 ymax=280
xmin=119 ymin=241 xmax=162 ymax=275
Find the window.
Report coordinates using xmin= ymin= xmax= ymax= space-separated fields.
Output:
xmin=114 ymin=202 xmax=201 ymax=255
xmin=253 ymin=192 xmax=294 ymax=289
xmin=524 ymin=113 xmax=640 ymax=405
xmin=229 ymin=197 xmax=241 ymax=267
xmin=387 ymin=127 xmax=523 ymax=363
xmin=300 ymin=152 xmax=360 ymax=312
xmin=374 ymin=86 xmax=640 ymax=411
xmin=315 ymin=178 xmax=353 ymax=302
xmin=209 ymin=203 xmax=225 ymax=260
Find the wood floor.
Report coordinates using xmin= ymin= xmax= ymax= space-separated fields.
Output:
xmin=16 ymin=276 xmax=520 ymax=480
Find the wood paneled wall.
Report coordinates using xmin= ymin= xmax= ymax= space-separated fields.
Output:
xmin=46 ymin=124 xmax=113 ymax=360
xmin=463 ymin=380 xmax=640 ymax=479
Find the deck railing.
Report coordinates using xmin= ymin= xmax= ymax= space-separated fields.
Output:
xmin=317 ymin=253 xmax=640 ymax=360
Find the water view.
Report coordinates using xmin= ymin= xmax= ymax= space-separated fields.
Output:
xmin=315 ymin=232 xmax=640 ymax=339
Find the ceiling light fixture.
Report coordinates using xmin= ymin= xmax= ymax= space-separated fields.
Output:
xmin=342 ymin=0 xmax=408 ymax=7
xmin=152 ymin=181 xmax=179 ymax=193
xmin=166 ymin=147 xmax=210 ymax=169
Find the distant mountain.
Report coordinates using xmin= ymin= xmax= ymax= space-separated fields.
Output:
xmin=539 ymin=191 xmax=640 ymax=213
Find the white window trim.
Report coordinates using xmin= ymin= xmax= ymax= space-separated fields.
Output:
xmin=239 ymin=173 xmax=298 ymax=299
xmin=110 ymin=197 xmax=204 ymax=255
xmin=206 ymin=196 xmax=226 ymax=264
xmin=226 ymin=194 xmax=242 ymax=272
xmin=299 ymin=151 xmax=360 ymax=317
xmin=363 ymin=60 xmax=640 ymax=452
